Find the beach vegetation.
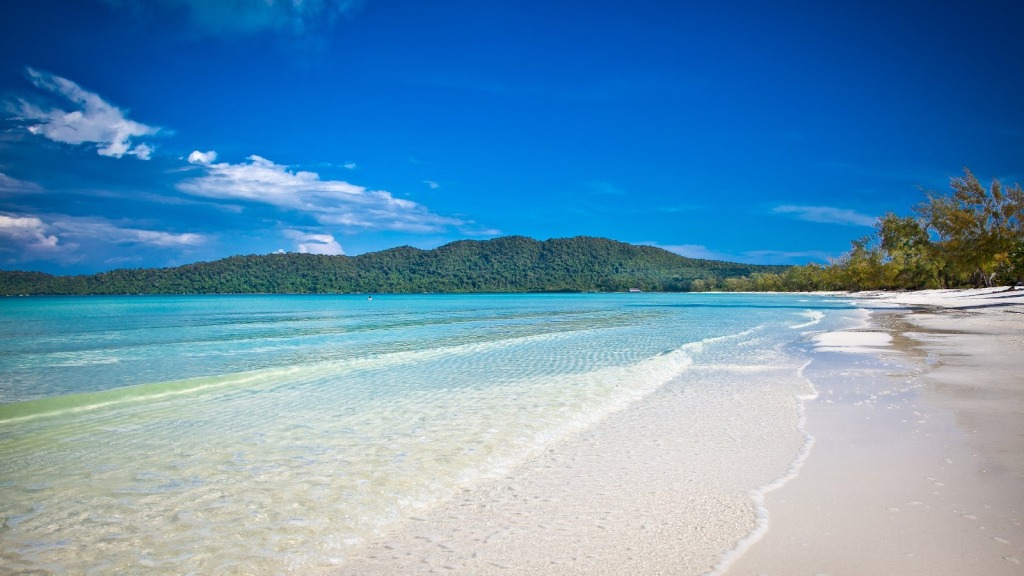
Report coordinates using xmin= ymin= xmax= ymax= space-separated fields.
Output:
xmin=705 ymin=168 xmax=1024 ymax=292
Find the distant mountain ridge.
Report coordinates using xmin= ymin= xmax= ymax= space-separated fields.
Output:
xmin=0 ymin=236 xmax=784 ymax=295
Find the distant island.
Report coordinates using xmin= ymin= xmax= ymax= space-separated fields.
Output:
xmin=0 ymin=236 xmax=782 ymax=295
xmin=4 ymin=168 xmax=1020 ymax=296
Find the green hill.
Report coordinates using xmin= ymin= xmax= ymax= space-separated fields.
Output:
xmin=0 ymin=236 xmax=783 ymax=295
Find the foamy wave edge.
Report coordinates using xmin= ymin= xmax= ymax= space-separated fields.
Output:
xmin=702 ymin=357 xmax=819 ymax=576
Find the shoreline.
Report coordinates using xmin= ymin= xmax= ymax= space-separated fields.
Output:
xmin=329 ymin=288 xmax=1024 ymax=574
xmin=331 ymin=312 xmax=833 ymax=575
xmin=702 ymin=359 xmax=820 ymax=576
xmin=729 ymin=287 xmax=1024 ymax=574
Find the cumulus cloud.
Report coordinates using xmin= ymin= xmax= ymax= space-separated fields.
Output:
xmin=283 ymin=230 xmax=344 ymax=255
xmin=180 ymin=153 xmax=464 ymax=233
xmin=9 ymin=68 xmax=161 ymax=159
xmin=0 ymin=214 xmax=65 ymax=255
xmin=187 ymin=150 xmax=217 ymax=164
xmin=771 ymin=205 xmax=876 ymax=227
xmin=424 ymin=180 xmax=440 ymax=190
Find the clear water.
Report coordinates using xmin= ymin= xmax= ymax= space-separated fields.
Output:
xmin=0 ymin=293 xmax=860 ymax=574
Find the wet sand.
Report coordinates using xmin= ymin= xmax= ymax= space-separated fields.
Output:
xmin=730 ymin=287 xmax=1024 ymax=574
xmin=334 ymin=359 xmax=815 ymax=575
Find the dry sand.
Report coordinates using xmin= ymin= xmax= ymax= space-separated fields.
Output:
xmin=730 ymin=287 xmax=1024 ymax=575
xmin=332 ymin=288 xmax=1024 ymax=575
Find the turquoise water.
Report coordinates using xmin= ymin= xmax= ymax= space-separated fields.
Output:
xmin=0 ymin=293 xmax=861 ymax=574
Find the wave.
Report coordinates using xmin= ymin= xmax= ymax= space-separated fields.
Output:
xmin=790 ymin=309 xmax=825 ymax=329
xmin=0 ymin=322 xmax=726 ymax=427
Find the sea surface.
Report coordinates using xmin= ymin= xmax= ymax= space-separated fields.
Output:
xmin=0 ymin=293 xmax=862 ymax=574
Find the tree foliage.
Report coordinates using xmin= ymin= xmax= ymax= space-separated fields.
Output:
xmin=0 ymin=236 xmax=782 ymax=295
xmin=702 ymin=168 xmax=1024 ymax=292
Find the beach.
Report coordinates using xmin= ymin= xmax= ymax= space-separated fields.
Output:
xmin=2 ymin=291 xmax=1020 ymax=574
xmin=730 ymin=287 xmax=1024 ymax=574
xmin=337 ymin=288 xmax=1024 ymax=575
xmin=0 ymin=293 xmax=853 ymax=574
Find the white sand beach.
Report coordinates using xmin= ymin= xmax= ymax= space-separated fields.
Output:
xmin=730 ymin=287 xmax=1024 ymax=575
xmin=333 ymin=288 xmax=1024 ymax=575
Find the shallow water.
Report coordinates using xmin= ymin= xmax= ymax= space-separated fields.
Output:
xmin=0 ymin=293 xmax=861 ymax=574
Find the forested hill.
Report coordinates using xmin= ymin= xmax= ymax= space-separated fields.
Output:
xmin=0 ymin=236 xmax=783 ymax=295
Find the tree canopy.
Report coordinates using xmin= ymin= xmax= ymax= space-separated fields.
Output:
xmin=0 ymin=236 xmax=782 ymax=295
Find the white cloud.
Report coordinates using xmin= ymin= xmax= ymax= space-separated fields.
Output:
xmin=283 ymin=230 xmax=344 ymax=255
xmin=10 ymin=68 xmax=161 ymax=159
xmin=188 ymin=150 xmax=217 ymax=164
xmin=0 ymin=214 xmax=65 ymax=255
xmin=0 ymin=212 xmax=206 ymax=264
xmin=343 ymin=162 xmax=357 ymax=170
xmin=180 ymin=153 xmax=464 ymax=233
xmin=771 ymin=205 xmax=876 ymax=227
xmin=0 ymin=172 xmax=43 ymax=194
xmin=424 ymin=180 xmax=440 ymax=190
xmin=48 ymin=216 xmax=206 ymax=248
xmin=111 ymin=227 xmax=206 ymax=247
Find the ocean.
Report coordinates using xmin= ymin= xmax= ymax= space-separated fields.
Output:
xmin=0 ymin=293 xmax=863 ymax=574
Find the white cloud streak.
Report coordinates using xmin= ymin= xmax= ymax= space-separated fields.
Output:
xmin=57 ymin=220 xmax=206 ymax=248
xmin=743 ymin=249 xmax=836 ymax=264
xmin=0 ymin=212 xmax=205 ymax=264
xmin=771 ymin=205 xmax=877 ymax=227
xmin=0 ymin=172 xmax=44 ymax=194
xmin=283 ymin=229 xmax=344 ymax=255
xmin=111 ymin=0 xmax=364 ymax=36
xmin=51 ymin=214 xmax=205 ymax=245
xmin=9 ymin=68 xmax=161 ymax=159
xmin=180 ymin=153 xmax=464 ymax=233
xmin=654 ymin=243 xmax=732 ymax=261
xmin=641 ymin=242 xmax=835 ymax=265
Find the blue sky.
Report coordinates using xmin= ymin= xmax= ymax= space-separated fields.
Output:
xmin=1 ymin=0 xmax=1021 ymax=274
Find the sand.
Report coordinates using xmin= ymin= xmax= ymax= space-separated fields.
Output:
xmin=331 ymin=288 xmax=1024 ymax=575
xmin=729 ymin=287 xmax=1024 ymax=575
xmin=333 ymin=355 xmax=817 ymax=575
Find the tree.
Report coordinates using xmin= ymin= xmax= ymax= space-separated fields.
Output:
xmin=830 ymin=236 xmax=885 ymax=291
xmin=1004 ymin=238 xmax=1024 ymax=286
xmin=915 ymin=169 xmax=1024 ymax=287
xmin=876 ymin=212 xmax=938 ymax=288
